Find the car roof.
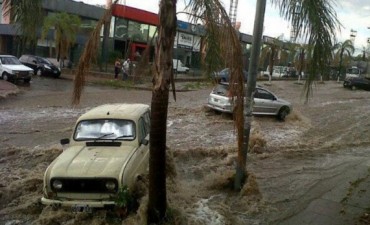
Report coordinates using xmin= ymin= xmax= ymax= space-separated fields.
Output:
xmin=0 ymin=55 xmax=16 ymax=57
xmin=218 ymin=82 xmax=262 ymax=89
xmin=77 ymin=104 xmax=150 ymax=122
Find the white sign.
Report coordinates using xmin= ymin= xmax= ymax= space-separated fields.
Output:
xmin=175 ymin=32 xmax=193 ymax=49
xmin=193 ymin=36 xmax=201 ymax=52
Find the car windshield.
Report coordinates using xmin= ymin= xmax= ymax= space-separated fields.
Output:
xmin=1 ymin=56 xmax=22 ymax=65
xmin=38 ymin=57 xmax=51 ymax=64
xmin=212 ymin=84 xmax=229 ymax=96
xmin=74 ymin=119 xmax=136 ymax=141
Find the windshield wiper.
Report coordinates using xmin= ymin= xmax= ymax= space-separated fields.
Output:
xmin=113 ymin=135 xmax=132 ymax=141
xmin=95 ymin=133 xmax=115 ymax=140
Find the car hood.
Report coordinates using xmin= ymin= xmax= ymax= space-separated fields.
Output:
xmin=2 ymin=64 xmax=33 ymax=71
xmin=49 ymin=144 xmax=135 ymax=178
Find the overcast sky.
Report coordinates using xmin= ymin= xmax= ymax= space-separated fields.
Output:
xmin=75 ymin=0 xmax=370 ymax=52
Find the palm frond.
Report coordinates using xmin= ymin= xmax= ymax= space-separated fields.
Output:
xmin=274 ymin=0 xmax=341 ymax=100
xmin=185 ymin=0 xmax=245 ymax=174
xmin=72 ymin=1 xmax=118 ymax=105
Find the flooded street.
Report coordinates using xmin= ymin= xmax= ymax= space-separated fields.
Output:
xmin=0 ymin=76 xmax=370 ymax=224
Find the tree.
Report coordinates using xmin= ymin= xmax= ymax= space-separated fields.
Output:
xmin=259 ymin=37 xmax=285 ymax=82
xmin=3 ymin=0 xmax=43 ymax=54
xmin=332 ymin=39 xmax=355 ymax=78
xmin=41 ymin=12 xmax=81 ymax=63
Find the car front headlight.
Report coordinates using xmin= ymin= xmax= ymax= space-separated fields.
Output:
xmin=44 ymin=65 xmax=51 ymax=70
xmin=52 ymin=180 xmax=63 ymax=190
xmin=105 ymin=181 xmax=116 ymax=191
xmin=220 ymin=98 xmax=231 ymax=105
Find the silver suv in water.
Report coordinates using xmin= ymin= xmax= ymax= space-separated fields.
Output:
xmin=207 ymin=83 xmax=292 ymax=121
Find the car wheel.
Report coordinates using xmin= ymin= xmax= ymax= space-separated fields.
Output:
xmin=277 ymin=107 xmax=289 ymax=121
xmin=2 ymin=72 xmax=9 ymax=81
xmin=24 ymin=78 xmax=31 ymax=83
xmin=36 ymin=68 xmax=42 ymax=76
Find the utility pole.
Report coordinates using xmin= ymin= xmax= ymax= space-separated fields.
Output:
xmin=235 ymin=0 xmax=267 ymax=190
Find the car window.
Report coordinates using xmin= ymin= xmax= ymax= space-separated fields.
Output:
xmin=74 ymin=119 xmax=136 ymax=141
xmin=0 ymin=57 xmax=22 ymax=65
xmin=212 ymin=84 xmax=229 ymax=96
xmin=254 ymin=89 xmax=274 ymax=100
xmin=138 ymin=117 xmax=149 ymax=144
xmin=39 ymin=57 xmax=51 ymax=64
xmin=19 ymin=55 xmax=28 ymax=62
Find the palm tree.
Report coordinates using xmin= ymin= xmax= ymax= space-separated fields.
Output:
xmin=41 ymin=12 xmax=81 ymax=64
xmin=259 ymin=37 xmax=285 ymax=82
xmin=332 ymin=39 xmax=355 ymax=79
xmin=3 ymin=0 xmax=43 ymax=54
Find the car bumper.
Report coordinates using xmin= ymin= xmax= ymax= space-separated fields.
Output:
xmin=11 ymin=73 xmax=32 ymax=80
xmin=207 ymin=103 xmax=232 ymax=113
xmin=44 ymin=69 xmax=61 ymax=77
xmin=41 ymin=197 xmax=115 ymax=208
xmin=343 ymin=80 xmax=352 ymax=87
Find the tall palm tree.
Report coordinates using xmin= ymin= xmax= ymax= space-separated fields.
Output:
xmin=332 ymin=39 xmax=355 ymax=79
xmin=3 ymin=0 xmax=44 ymax=54
xmin=41 ymin=12 xmax=81 ymax=63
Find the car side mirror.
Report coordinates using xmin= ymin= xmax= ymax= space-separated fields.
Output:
xmin=60 ymin=138 xmax=70 ymax=145
xmin=141 ymin=138 xmax=149 ymax=146
xmin=32 ymin=60 xmax=37 ymax=63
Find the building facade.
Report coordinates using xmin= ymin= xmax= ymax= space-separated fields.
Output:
xmin=0 ymin=0 xmax=259 ymax=71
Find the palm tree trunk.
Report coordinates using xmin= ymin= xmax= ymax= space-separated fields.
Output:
xmin=147 ymin=0 xmax=177 ymax=223
xmin=148 ymin=88 xmax=169 ymax=222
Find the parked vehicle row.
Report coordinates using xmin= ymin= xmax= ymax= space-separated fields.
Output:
xmin=0 ymin=54 xmax=61 ymax=84
xmin=19 ymin=55 xmax=61 ymax=78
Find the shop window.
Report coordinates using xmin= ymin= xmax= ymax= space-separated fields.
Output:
xmin=128 ymin=21 xmax=149 ymax=43
xmin=148 ymin=25 xmax=158 ymax=43
xmin=114 ymin=17 xmax=128 ymax=39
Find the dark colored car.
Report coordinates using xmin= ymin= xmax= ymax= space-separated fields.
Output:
xmin=213 ymin=68 xmax=248 ymax=82
xmin=19 ymin=55 xmax=61 ymax=78
xmin=343 ymin=76 xmax=370 ymax=91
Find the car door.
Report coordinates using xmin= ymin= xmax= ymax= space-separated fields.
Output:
xmin=356 ymin=77 xmax=370 ymax=90
xmin=128 ymin=112 xmax=150 ymax=184
xmin=253 ymin=88 xmax=278 ymax=114
xmin=27 ymin=56 xmax=37 ymax=70
xmin=0 ymin=57 xmax=4 ymax=75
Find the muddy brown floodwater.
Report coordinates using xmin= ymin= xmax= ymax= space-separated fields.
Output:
xmin=0 ymin=77 xmax=370 ymax=225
